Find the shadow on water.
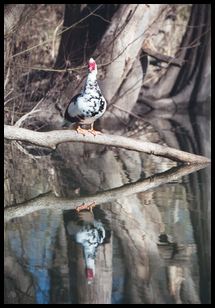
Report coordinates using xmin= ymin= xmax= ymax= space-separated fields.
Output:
xmin=4 ymin=108 xmax=211 ymax=304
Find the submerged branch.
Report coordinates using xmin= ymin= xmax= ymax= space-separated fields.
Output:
xmin=4 ymin=125 xmax=210 ymax=164
xmin=4 ymin=163 xmax=209 ymax=222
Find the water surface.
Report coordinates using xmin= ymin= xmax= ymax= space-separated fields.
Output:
xmin=4 ymin=110 xmax=211 ymax=304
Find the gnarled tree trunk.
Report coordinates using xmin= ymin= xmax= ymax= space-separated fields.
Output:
xmin=139 ymin=4 xmax=211 ymax=111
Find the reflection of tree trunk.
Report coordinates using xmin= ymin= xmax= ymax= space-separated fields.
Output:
xmin=134 ymin=109 xmax=210 ymax=158
xmin=4 ymin=141 xmax=52 ymax=207
xmin=108 ymin=196 xmax=172 ymax=304
xmin=185 ymin=167 xmax=211 ymax=304
xmin=50 ymin=218 xmax=70 ymax=304
xmin=4 ymin=255 xmax=35 ymax=304
xmin=4 ymin=210 xmax=63 ymax=304
xmin=141 ymin=110 xmax=210 ymax=304
xmin=168 ymin=266 xmax=200 ymax=304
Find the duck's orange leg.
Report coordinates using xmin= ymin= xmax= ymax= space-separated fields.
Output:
xmin=88 ymin=123 xmax=102 ymax=136
xmin=76 ymin=125 xmax=89 ymax=136
xmin=76 ymin=201 xmax=96 ymax=212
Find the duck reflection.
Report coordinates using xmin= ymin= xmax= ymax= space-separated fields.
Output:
xmin=64 ymin=204 xmax=111 ymax=284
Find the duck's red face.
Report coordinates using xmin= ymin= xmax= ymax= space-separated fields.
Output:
xmin=86 ymin=268 xmax=94 ymax=281
xmin=88 ymin=58 xmax=96 ymax=72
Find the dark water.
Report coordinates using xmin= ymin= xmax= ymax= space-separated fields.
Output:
xmin=4 ymin=111 xmax=211 ymax=304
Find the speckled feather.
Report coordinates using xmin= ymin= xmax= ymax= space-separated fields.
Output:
xmin=64 ymin=59 xmax=106 ymax=126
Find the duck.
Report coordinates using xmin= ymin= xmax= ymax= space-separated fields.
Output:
xmin=64 ymin=58 xmax=107 ymax=136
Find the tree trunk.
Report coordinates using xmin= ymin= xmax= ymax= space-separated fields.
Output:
xmin=13 ymin=4 xmax=168 ymax=132
xmin=139 ymin=4 xmax=211 ymax=111
xmin=55 ymin=4 xmax=118 ymax=68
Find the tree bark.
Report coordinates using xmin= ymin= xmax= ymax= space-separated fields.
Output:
xmin=4 ymin=125 xmax=210 ymax=164
xmin=55 ymin=4 xmax=118 ymax=68
xmin=95 ymin=4 xmax=167 ymax=102
xmin=139 ymin=4 xmax=211 ymax=110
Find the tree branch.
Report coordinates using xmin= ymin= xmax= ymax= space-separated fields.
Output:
xmin=142 ymin=47 xmax=185 ymax=67
xmin=4 ymin=125 xmax=210 ymax=164
xmin=4 ymin=163 xmax=208 ymax=222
